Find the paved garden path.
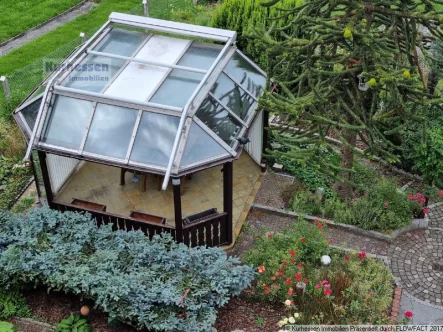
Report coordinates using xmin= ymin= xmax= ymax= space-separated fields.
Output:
xmin=388 ymin=205 xmax=443 ymax=323
xmin=0 ymin=1 xmax=96 ymax=56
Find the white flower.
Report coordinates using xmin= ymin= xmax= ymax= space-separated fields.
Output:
xmin=278 ymin=320 xmax=286 ymax=327
xmin=284 ymin=299 xmax=291 ymax=306
xmin=288 ymin=317 xmax=295 ymax=324
xmin=283 ymin=318 xmax=288 ymax=324
xmin=294 ymin=312 xmax=300 ymax=318
xmin=321 ymin=255 xmax=331 ymax=265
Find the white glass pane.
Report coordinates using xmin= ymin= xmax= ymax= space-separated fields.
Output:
xmin=211 ymin=73 xmax=257 ymax=122
xmin=42 ymin=96 xmax=94 ymax=150
xmin=196 ymin=97 xmax=243 ymax=147
xmin=180 ymin=122 xmax=228 ymax=168
xmin=62 ymin=29 xmax=146 ymax=92
xmin=130 ymin=112 xmax=180 ymax=167
xmin=149 ymin=43 xmax=221 ymax=107
xmin=225 ymin=52 xmax=266 ymax=98
xmin=84 ymin=104 xmax=138 ymax=159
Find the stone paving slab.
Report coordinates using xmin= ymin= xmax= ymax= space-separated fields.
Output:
xmin=388 ymin=228 xmax=443 ymax=307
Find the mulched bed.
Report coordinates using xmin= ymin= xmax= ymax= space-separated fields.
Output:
xmin=214 ymin=296 xmax=284 ymax=332
xmin=254 ymin=172 xmax=294 ymax=209
xmin=17 ymin=288 xmax=139 ymax=332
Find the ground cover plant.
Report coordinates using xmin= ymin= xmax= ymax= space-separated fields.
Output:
xmin=243 ymin=220 xmax=393 ymax=324
xmin=0 ymin=208 xmax=254 ymax=331
xmin=0 ymin=158 xmax=32 ymax=211
xmin=0 ymin=0 xmax=84 ymax=43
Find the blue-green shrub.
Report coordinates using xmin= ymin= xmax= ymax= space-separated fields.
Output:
xmin=0 ymin=208 xmax=254 ymax=332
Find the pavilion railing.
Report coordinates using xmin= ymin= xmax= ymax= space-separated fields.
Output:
xmin=182 ymin=212 xmax=229 ymax=247
xmin=52 ymin=201 xmax=176 ymax=240
xmin=51 ymin=201 xmax=229 ymax=247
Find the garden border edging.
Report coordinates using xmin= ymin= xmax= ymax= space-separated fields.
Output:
xmin=251 ymin=203 xmax=429 ymax=243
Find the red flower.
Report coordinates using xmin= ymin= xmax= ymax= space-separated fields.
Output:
xmin=287 ymin=288 xmax=293 ymax=296
xmin=294 ymin=273 xmax=302 ymax=282
xmin=345 ymin=255 xmax=350 ymax=261
xmin=290 ymin=258 xmax=295 ymax=263
xmin=289 ymin=250 xmax=295 ymax=257
xmin=383 ymin=202 xmax=389 ymax=207
xmin=440 ymin=190 xmax=443 ymax=198
xmin=328 ymin=239 xmax=333 ymax=244
xmin=423 ymin=207 xmax=430 ymax=214
xmin=314 ymin=218 xmax=319 ymax=223
xmin=267 ymin=233 xmax=272 ymax=239
xmin=324 ymin=289 xmax=332 ymax=296
xmin=264 ymin=289 xmax=270 ymax=295
xmin=286 ymin=278 xmax=291 ymax=285
xmin=297 ymin=263 xmax=303 ymax=269
xmin=258 ymin=266 xmax=265 ymax=273
xmin=358 ymin=250 xmax=366 ymax=260
xmin=300 ymin=237 xmax=306 ymax=243
xmin=405 ymin=311 xmax=413 ymax=319
xmin=303 ymin=278 xmax=309 ymax=284
xmin=278 ymin=271 xmax=283 ymax=276
xmin=283 ymin=261 xmax=288 ymax=266
xmin=364 ymin=193 xmax=368 ymax=197
xmin=317 ymin=223 xmax=323 ymax=229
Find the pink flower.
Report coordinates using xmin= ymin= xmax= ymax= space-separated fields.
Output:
xmin=328 ymin=239 xmax=333 ymax=245
xmin=359 ymin=250 xmax=366 ymax=260
xmin=322 ymin=280 xmax=329 ymax=285
xmin=315 ymin=283 xmax=322 ymax=289
xmin=383 ymin=202 xmax=389 ymax=207
xmin=314 ymin=218 xmax=319 ymax=224
xmin=324 ymin=289 xmax=332 ymax=296
xmin=405 ymin=311 xmax=413 ymax=319
xmin=369 ymin=290 xmax=375 ymax=296
xmin=440 ymin=190 xmax=443 ymax=198
xmin=423 ymin=207 xmax=430 ymax=214
xmin=407 ymin=195 xmax=415 ymax=200
xmin=286 ymin=278 xmax=291 ymax=285
xmin=288 ymin=288 xmax=293 ymax=296
xmin=324 ymin=284 xmax=331 ymax=289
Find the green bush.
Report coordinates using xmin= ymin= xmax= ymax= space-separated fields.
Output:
xmin=0 ymin=287 xmax=30 ymax=319
xmin=0 ymin=208 xmax=255 ymax=332
xmin=243 ymin=222 xmax=393 ymax=324
xmin=291 ymin=191 xmax=345 ymax=219
xmin=211 ymin=0 xmax=304 ymax=69
xmin=0 ymin=321 xmax=15 ymax=332
xmin=334 ymin=178 xmax=414 ymax=232
xmin=56 ymin=314 xmax=92 ymax=332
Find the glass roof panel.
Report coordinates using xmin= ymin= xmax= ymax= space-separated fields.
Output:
xmin=196 ymin=97 xmax=243 ymax=147
xmin=225 ymin=52 xmax=266 ymax=98
xmin=61 ymin=29 xmax=147 ymax=93
xmin=130 ymin=112 xmax=180 ymax=167
xmin=84 ymin=104 xmax=138 ymax=159
xmin=210 ymin=73 xmax=257 ymax=122
xmin=42 ymin=96 xmax=94 ymax=150
xmin=19 ymin=97 xmax=42 ymax=133
xmin=180 ymin=122 xmax=228 ymax=168
xmin=149 ymin=43 xmax=221 ymax=108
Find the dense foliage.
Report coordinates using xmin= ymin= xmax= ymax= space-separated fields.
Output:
xmin=0 ymin=208 xmax=254 ymax=332
xmin=0 ymin=287 xmax=30 ymax=320
xmin=0 ymin=158 xmax=32 ymax=210
xmin=250 ymin=0 xmax=443 ymax=199
xmin=211 ymin=0 xmax=303 ymax=69
xmin=56 ymin=314 xmax=92 ymax=332
xmin=243 ymin=221 xmax=393 ymax=324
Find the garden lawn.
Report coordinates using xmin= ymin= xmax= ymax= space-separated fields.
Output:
xmin=0 ymin=0 xmax=84 ymax=44
xmin=0 ymin=0 xmax=141 ymax=76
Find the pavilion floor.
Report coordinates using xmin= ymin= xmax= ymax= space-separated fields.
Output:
xmin=54 ymin=153 xmax=261 ymax=227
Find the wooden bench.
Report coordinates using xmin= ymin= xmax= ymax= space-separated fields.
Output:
xmin=71 ymin=199 xmax=106 ymax=212
xmin=129 ymin=211 xmax=166 ymax=225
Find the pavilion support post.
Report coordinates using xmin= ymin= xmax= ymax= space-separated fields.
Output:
xmin=172 ymin=177 xmax=183 ymax=243
xmin=37 ymin=151 xmax=54 ymax=208
xmin=223 ymin=162 xmax=233 ymax=244
xmin=29 ymin=153 xmax=42 ymax=200
xmin=261 ymin=110 xmax=269 ymax=172
xmin=143 ymin=0 xmax=149 ymax=17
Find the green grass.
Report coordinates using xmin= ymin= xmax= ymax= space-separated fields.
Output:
xmin=0 ymin=0 xmax=84 ymax=43
xmin=0 ymin=0 xmax=141 ymax=76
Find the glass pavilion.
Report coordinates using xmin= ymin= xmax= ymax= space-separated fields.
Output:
xmin=14 ymin=13 xmax=267 ymax=247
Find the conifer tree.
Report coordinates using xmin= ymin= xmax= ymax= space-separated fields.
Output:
xmin=254 ymin=0 xmax=443 ymax=199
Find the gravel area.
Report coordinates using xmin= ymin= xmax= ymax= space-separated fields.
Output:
xmin=253 ymin=172 xmax=294 ymax=209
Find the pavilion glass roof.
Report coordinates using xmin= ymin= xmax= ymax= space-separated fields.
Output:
xmin=15 ymin=13 xmax=266 ymax=182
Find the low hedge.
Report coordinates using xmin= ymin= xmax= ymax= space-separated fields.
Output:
xmin=0 ymin=208 xmax=255 ymax=332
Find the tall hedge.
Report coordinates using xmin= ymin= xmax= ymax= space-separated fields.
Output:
xmin=211 ymin=0 xmax=303 ymax=69
xmin=0 ymin=208 xmax=255 ymax=332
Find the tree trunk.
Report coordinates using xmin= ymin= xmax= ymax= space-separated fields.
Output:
xmin=333 ymin=129 xmax=357 ymax=201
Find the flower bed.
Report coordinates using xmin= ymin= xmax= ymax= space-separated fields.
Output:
xmin=242 ymin=220 xmax=394 ymax=325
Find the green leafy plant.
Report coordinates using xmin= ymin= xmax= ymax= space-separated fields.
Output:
xmin=0 ymin=321 xmax=15 ymax=332
xmin=56 ymin=314 xmax=92 ymax=332
xmin=255 ymin=316 xmax=265 ymax=326
xmin=0 ymin=288 xmax=31 ymax=319
xmin=12 ymin=196 xmax=35 ymax=214
xmin=0 ymin=208 xmax=255 ymax=331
